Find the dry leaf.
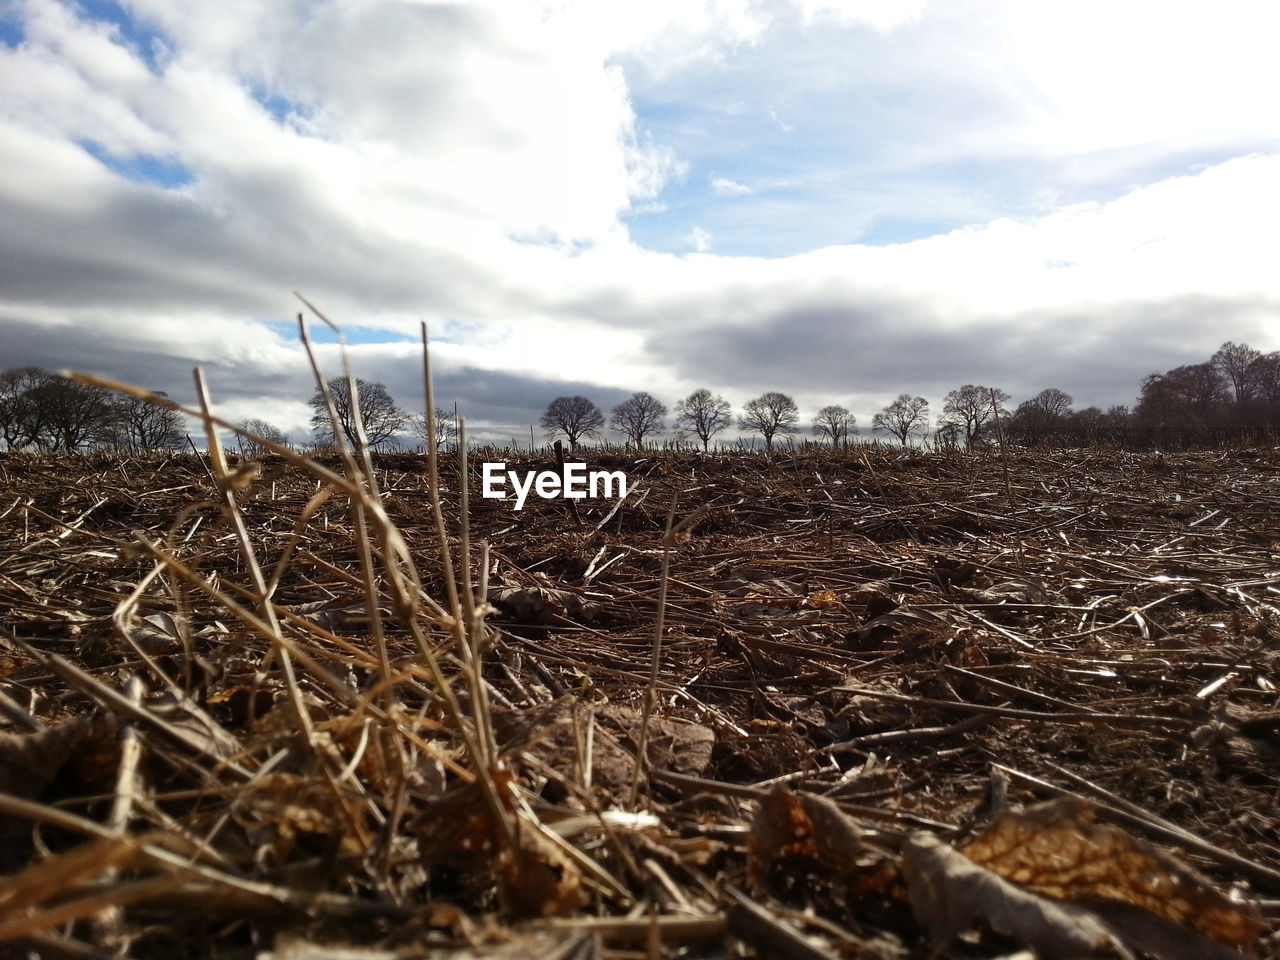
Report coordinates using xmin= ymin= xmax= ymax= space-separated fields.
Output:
xmin=414 ymin=774 xmax=583 ymax=918
xmin=748 ymin=785 xmax=896 ymax=896
xmin=498 ymin=817 xmax=584 ymax=918
xmin=803 ymin=588 xmax=843 ymax=609
xmin=491 ymin=582 xmax=598 ymax=626
xmin=902 ymin=832 xmax=1122 ymax=959
xmin=125 ymin=611 xmax=185 ymax=654
xmin=231 ymin=772 xmax=368 ymax=865
xmin=961 ymin=798 xmax=1266 ymax=948
xmin=600 ymin=704 xmax=715 ymax=776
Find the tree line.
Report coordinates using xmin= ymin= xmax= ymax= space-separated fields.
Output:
xmin=0 ymin=367 xmax=185 ymax=453
xmin=539 ymin=340 xmax=1280 ymax=451
xmin=3 ymin=341 xmax=1277 ymax=454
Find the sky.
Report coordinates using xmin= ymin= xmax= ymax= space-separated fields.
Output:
xmin=2 ymin=0 xmax=1280 ymax=447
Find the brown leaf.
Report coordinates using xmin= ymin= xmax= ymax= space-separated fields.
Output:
xmin=803 ymin=588 xmax=843 ymax=609
xmin=847 ymin=580 xmax=898 ymax=616
xmin=849 ymin=605 xmax=944 ymax=647
xmin=491 ymin=583 xmax=598 ymax=626
xmin=902 ymin=833 xmax=1121 ymax=958
xmin=961 ymin=798 xmax=1266 ymax=948
xmin=498 ymin=817 xmax=584 ymax=918
xmin=963 ymin=578 xmax=1055 ymax=605
xmin=413 ymin=774 xmax=583 ymax=919
xmin=599 ymin=704 xmax=714 ymax=776
xmin=748 ymin=786 xmax=897 ymax=896
xmin=231 ymin=772 xmax=368 ymax=865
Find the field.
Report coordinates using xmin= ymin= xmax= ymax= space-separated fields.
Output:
xmin=1 ymin=445 xmax=1278 ymax=958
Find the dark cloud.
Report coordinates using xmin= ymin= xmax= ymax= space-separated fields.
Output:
xmin=0 ymin=312 xmax=639 ymax=446
xmin=641 ymin=291 xmax=1280 ymax=415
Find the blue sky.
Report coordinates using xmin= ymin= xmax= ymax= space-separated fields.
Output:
xmin=2 ymin=0 xmax=1279 ymax=443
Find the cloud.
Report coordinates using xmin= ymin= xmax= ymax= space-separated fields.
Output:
xmin=710 ymin=176 xmax=752 ymax=196
xmin=1 ymin=2 xmax=1279 ymax=452
xmin=789 ymin=0 xmax=926 ymax=31
xmin=686 ymin=226 xmax=713 ymax=252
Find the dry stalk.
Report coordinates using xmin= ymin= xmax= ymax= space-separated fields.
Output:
xmin=291 ymin=300 xmax=510 ymax=849
xmin=628 ymin=494 xmax=678 ymax=810
xmin=989 ymin=385 xmax=1013 ymax=504
xmin=293 ymin=302 xmax=394 ymax=692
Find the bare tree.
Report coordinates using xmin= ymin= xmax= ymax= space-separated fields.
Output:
xmin=873 ymin=394 xmax=930 ymax=445
xmin=673 ymin=388 xmax=732 ymax=451
xmin=1212 ymin=341 xmax=1262 ymax=402
xmin=1134 ymin=363 xmax=1229 ymax=446
xmin=0 ymin=366 xmax=52 ymax=449
xmin=540 ymin=396 xmax=604 ymax=448
xmin=611 ymin=391 xmax=666 ymax=447
xmin=110 ymin=392 xmax=186 ymax=452
xmin=309 ymin=377 xmax=408 ymax=450
xmin=1009 ymin=388 xmax=1073 ymax=445
xmin=739 ymin=392 xmax=799 ymax=452
xmin=237 ymin=418 xmax=290 ymax=456
xmin=411 ymin=407 xmax=457 ymax=450
xmin=1148 ymin=363 xmax=1229 ymax=410
xmin=28 ymin=377 xmax=120 ymax=452
xmin=1252 ymin=351 xmax=1280 ymax=403
xmin=939 ymin=384 xmax=1010 ymax=448
xmin=811 ymin=405 xmax=855 ymax=446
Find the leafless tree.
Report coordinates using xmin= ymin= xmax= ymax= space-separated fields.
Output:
xmin=1252 ymin=351 xmax=1280 ymax=403
xmin=1009 ymin=388 xmax=1073 ymax=445
xmin=739 ymin=391 xmax=799 ymax=452
xmin=939 ymin=384 xmax=1010 ymax=447
xmin=673 ymin=388 xmax=732 ymax=451
xmin=1162 ymin=363 xmax=1229 ymax=410
xmin=110 ymin=392 xmax=186 ymax=452
xmin=0 ymin=366 xmax=51 ymax=449
xmin=411 ymin=407 xmax=457 ymax=450
xmin=811 ymin=405 xmax=855 ymax=446
xmin=1134 ymin=363 xmax=1229 ymax=446
xmin=1212 ymin=341 xmax=1262 ymax=402
xmin=540 ymin=395 xmax=604 ymax=448
xmin=236 ymin=418 xmax=290 ymax=456
xmin=611 ymin=391 xmax=666 ymax=447
xmin=28 ymin=377 xmax=120 ymax=452
xmin=309 ymin=377 xmax=408 ymax=450
xmin=873 ymin=394 xmax=929 ymax=445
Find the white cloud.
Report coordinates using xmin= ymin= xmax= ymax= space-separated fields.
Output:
xmin=710 ymin=176 xmax=752 ymax=196
xmin=2 ymin=0 xmax=1280 ymax=445
xmin=789 ymin=0 xmax=925 ymax=31
xmin=686 ymin=226 xmax=713 ymax=252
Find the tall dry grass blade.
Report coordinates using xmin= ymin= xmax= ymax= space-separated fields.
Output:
xmin=290 ymin=305 xmax=511 ymax=844
xmin=629 ymin=495 xmax=678 ymax=810
xmin=417 ymin=337 xmax=509 ymax=842
xmin=0 ymin=876 xmax=178 ymax=944
xmin=95 ymin=676 xmax=145 ymax=948
xmin=413 ymin=323 xmax=511 ymax=834
xmin=420 ymin=322 xmax=461 ymax=617
xmin=192 ymin=367 xmax=316 ymax=748
xmin=293 ymin=302 xmax=394 ymax=690
xmin=455 ymin=416 xmax=499 ymax=769
xmin=990 ymin=386 xmax=1013 ymax=504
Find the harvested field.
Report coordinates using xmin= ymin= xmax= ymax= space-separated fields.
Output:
xmin=2 ymin=445 xmax=1279 ymax=958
